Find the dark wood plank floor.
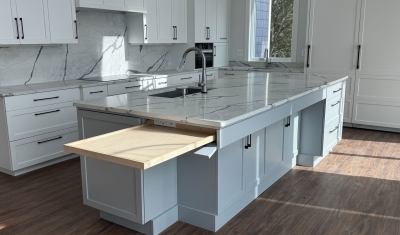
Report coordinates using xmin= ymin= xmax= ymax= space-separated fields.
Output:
xmin=1 ymin=127 xmax=400 ymax=235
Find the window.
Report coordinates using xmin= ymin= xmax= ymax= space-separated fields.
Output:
xmin=248 ymin=0 xmax=297 ymax=61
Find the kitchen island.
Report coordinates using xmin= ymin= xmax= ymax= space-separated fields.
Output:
xmin=65 ymin=72 xmax=347 ymax=235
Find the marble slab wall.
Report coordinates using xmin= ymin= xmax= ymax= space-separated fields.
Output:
xmin=0 ymin=11 xmax=173 ymax=87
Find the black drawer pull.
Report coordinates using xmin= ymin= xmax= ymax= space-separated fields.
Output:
xmin=145 ymin=24 xmax=147 ymax=40
xmin=15 ymin=18 xmax=19 ymax=39
xmin=158 ymin=82 xmax=167 ymax=85
xmin=333 ymin=88 xmax=342 ymax=93
xmin=20 ymin=18 xmax=24 ymax=39
xmin=125 ymin=85 xmax=141 ymax=89
xmin=331 ymin=101 xmax=340 ymax=107
xmin=74 ymin=20 xmax=78 ymax=39
xmin=38 ymin=136 xmax=62 ymax=144
xmin=207 ymin=74 xmax=213 ymax=76
xmin=181 ymin=77 xmax=192 ymax=80
xmin=220 ymin=38 xmax=227 ymax=39
xmin=225 ymin=73 xmax=235 ymax=76
xmin=34 ymin=96 xmax=59 ymax=102
xmin=89 ymin=91 xmax=104 ymax=94
xmin=330 ymin=126 xmax=339 ymax=134
xmin=35 ymin=110 xmax=60 ymax=116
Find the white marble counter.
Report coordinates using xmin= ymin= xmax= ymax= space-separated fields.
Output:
xmin=73 ymin=72 xmax=347 ymax=129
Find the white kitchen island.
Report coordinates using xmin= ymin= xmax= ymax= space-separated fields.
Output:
xmin=65 ymin=72 xmax=347 ymax=235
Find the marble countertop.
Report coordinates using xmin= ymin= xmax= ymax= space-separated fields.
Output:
xmin=73 ymin=72 xmax=347 ymax=129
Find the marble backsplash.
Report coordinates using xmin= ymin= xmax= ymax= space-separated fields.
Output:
xmin=0 ymin=11 xmax=173 ymax=87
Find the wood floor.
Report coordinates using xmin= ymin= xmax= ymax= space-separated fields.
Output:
xmin=1 ymin=127 xmax=400 ymax=235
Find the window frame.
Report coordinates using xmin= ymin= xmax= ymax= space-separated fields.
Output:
xmin=245 ymin=0 xmax=300 ymax=62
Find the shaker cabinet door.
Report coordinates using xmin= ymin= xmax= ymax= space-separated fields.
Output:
xmin=0 ymin=0 xmax=20 ymax=44
xmin=47 ymin=0 xmax=78 ymax=44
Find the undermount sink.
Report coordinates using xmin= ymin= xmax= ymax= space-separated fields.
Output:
xmin=150 ymin=87 xmax=214 ymax=98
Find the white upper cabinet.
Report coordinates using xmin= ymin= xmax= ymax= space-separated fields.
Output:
xmin=214 ymin=42 xmax=229 ymax=67
xmin=173 ymin=0 xmax=187 ymax=43
xmin=357 ymin=0 xmax=400 ymax=76
xmin=14 ymin=0 xmax=51 ymax=44
xmin=48 ymin=0 xmax=78 ymax=43
xmin=158 ymin=0 xmax=174 ymax=43
xmin=0 ymin=0 xmax=19 ymax=44
xmin=76 ymin=0 xmax=146 ymax=12
xmin=306 ymin=0 xmax=361 ymax=75
xmin=195 ymin=0 xmax=229 ymax=43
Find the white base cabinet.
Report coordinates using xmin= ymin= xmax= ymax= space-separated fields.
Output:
xmin=213 ymin=43 xmax=229 ymax=67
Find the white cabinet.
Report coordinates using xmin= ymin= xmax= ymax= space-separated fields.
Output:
xmin=214 ymin=43 xmax=229 ymax=67
xmin=126 ymin=0 xmax=187 ymax=44
xmin=0 ymin=0 xmax=19 ymax=44
xmin=76 ymin=0 xmax=146 ymax=12
xmin=243 ymin=128 xmax=265 ymax=193
xmin=216 ymin=0 xmax=230 ymax=43
xmin=48 ymin=0 xmax=78 ymax=43
xmin=194 ymin=0 xmax=217 ymax=42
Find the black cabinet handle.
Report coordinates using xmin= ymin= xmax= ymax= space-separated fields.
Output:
xmin=74 ymin=20 xmax=78 ymax=39
xmin=206 ymin=27 xmax=210 ymax=40
xmin=220 ymin=38 xmax=227 ymax=40
xmin=306 ymin=45 xmax=310 ymax=67
xmin=333 ymin=88 xmax=342 ymax=93
xmin=89 ymin=91 xmax=104 ymax=94
xmin=35 ymin=109 xmax=60 ymax=116
xmin=175 ymin=26 xmax=178 ymax=40
xmin=225 ymin=73 xmax=235 ymax=76
xmin=34 ymin=96 xmax=59 ymax=102
xmin=38 ymin=136 xmax=62 ymax=144
xmin=285 ymin=116 xmax=291 ymax=127
xmin=206 ymin=74 xmax=213 ymax=76
xmin=214 ymin=46 xmax=216 ymax=57
xmin=180 ymin=77 xmax=191 ymax=80
xmin=245 ymin=135 xmax=249 ymax=149
xmin=173 ymin=26 xmax=176 ymax=40
xmin=356 ymin=45 xmax=361 ymax=69
xmin=125 ymin=85 xmax=141 ymax=89
xmin=145 ymin=24 xmax=148 ymax=40
xmin=14 ymin=18 xmax=19 ymax=39
xmin=248 ymin=134 xmax=252 ymax=148
xmin=158 ymin=82 xmax=167 ymax=85
xmin=330 ymin=126 xmax=339 ymax=134
xmin=331 ymin=101 xmax=340 ymax=107
xmin=19 ymin=18 xmax=24 ymax=39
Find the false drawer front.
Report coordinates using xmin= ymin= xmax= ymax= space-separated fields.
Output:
xmin=10 ymin=127 xmax=78 ymax=171
xmin=108 ymin=81 xmax=142 ymax=96
xmin=82 ymin=85 xmax=109 ymax=100
xmin=6 ymin=104 xmax=77 ymax=141
xmin=326 ymin=82 xmax=343 ymax=100
xmin=5 ymin=88 xmax=80 ymax=112
xmin=169 ymin=74 xmax=199 ymax=86
xmin=323 ymin=115 xmax=340 ymax=154
xmin=325 ymin=96 xmax=342 ymax=124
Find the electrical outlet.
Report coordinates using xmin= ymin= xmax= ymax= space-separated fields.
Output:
xmin=238 ymin=49 xmax=243 ymax=57
xmin=154 ymin=119 xmax=176 ymax=128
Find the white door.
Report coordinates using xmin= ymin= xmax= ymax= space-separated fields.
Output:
xmin=194 ymin=0 xmax=207 ymax=42
xmin=47 ymin=0 xmax=77 ymax=44
xmin=264 ymin=120 xmax=284 ymax=177
xmin=357 ymin=0 xmax=400 ymax=76
xmin=125 ymin=0 xmax=146 ymax=12
xmin=157 ymin=0 xmax=173 ymax=43
xmin=306 ymin=0 xmax=362 ymax=75
xmin=172 ymin=0 xmax=186 ymax=43
xmin=0 ymin=0 xmax=20 ymax=44
xmin=216 ymin=0 xmax=230 ymax=43
xmin=15 ymin=0 xmax=50 ymax=44
xmin=205 ymin=0 xmax=217 ymax=42
xmin=214 ymin=43 xmax=229 ymax=67
xmin=143 ymin=0 xmax=158 ymax=43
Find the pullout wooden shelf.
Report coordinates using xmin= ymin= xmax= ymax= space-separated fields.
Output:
xmin=64 ymin=124 xmax=216 ymax=169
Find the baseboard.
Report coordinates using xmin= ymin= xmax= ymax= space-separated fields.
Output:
xmin=0 ymin=154 xmax=78 ymax=176
xmin=352 ymin=124 xmax=400 ymax=133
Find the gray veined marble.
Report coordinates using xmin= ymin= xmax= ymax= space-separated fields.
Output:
xmin=73 ymin=72 xmax=347 ymax=128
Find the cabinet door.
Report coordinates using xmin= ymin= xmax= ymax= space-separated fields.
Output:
xmin=104 ymin=0 xmax=124 ymax=6
xmin=357 ymin=0 xmax=400 ymax=76
xmin=306 ymin=0 xmax=361 ymax=75
xmin=0 ymin=0 xmax=20 ymax=44
xmin=216 ymin=0 xmax=230 ymax=42
xmin=214 ymin=43 xmax=229 ymax=67
xmin=244 ymin=128 xmax=265 ymax=193
xmin=173 ymin=0 xmax=187 ymax=43
xmin=264 ymin=120 xmax=284 ymax=178
xmin=15 ymin=0 xmax=50 ymax=44
xmin=143 ymin=0 xmax=158 ymax=43
xmin=48 ymin=0 xmax=78 ymax=44
xmin=157 ymin=0 xmax=173 ymax=43
xmin=125 ymin=0 xmax=146 ymax=12
xmin=205 ymin=0 xmax=217 ymax=42
xmin=194 ymin=0 xmax=207 ymax=42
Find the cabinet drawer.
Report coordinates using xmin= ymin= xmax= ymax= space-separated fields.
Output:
xmin=10 ymin=128 xmax=78 ymax=171
xmin=5 ymin=88 xmax=80 ymax=112
xmin=218 ymin=71 xmax=249 ymax=78
xmin=7 ymin=104 xmax=77 ymax=141
xmin=325 ymin=96 xmax=341 ymax=124
xmin=108 ymin=81 xmax=142 ymax=96
xmin=326 ymin=82 xmax=343 ymax=100
xmin=169 ymin=74 xmax=199 ymax=86
xmin=82 ymin=85 xmax=109 ymax=100
xmin=154 ymin=77 xmax=168 ymax=89
xmin=323 ymin=116 xmax=340 ymax=154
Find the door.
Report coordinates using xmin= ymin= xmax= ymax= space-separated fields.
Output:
xmin=125 ymin=0 xmax=146 ymax=12
xmin=172 ymin=0 xmax=186 ymax=43
xmin=157 ymin=0 xmax=173 ymax=42
xmin=214 ymin=43 xmax=229 ymax=67
xmin=47 ymin=0 xmax=78 ymax=44
xmin=205 ymin=0 xmax=217 ymax=42
xmin=216 ymin=0 xmax=230 ymax=42
xmin=306 ymin=0 xmax=361 ymax=75
xmin=14 ymin=0 xmax=50 ymax=44
xmin=143 ymin=0 xmax=159 ymax=43
xmin=194 ymin=0 xmax=207 ymax=42
xmin=244 ymin=128 xmax=265 ymax=193
xmin=264 ymin=120 xmax=284 ymax=178
xmin=0 ymin=0 xmax=20 ymax=44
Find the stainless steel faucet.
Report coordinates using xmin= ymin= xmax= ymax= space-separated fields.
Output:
xmin=178 ymin=47 xmax=207 ymax=93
